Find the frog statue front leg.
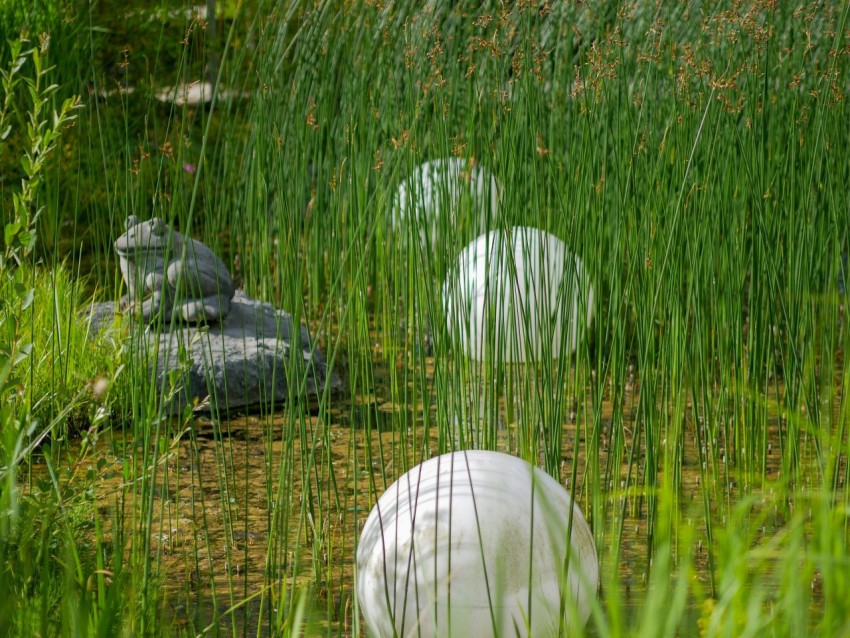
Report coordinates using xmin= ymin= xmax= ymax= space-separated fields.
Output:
xmin=117 ymin=263 xmax=174 ymax=322
xmin=139 ymin=270 xmax=175 ymax=322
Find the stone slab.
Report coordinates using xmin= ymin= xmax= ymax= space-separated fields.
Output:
xmin=84 ymin=291 xmax=342 ymax=414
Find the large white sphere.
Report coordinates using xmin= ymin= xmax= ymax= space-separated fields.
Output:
xmin=443 ymin=227 xmax=594 ymax=362
xmin=392 ymin=158 xmax=500 ymax=250
xmin=356 ymin=451 xmax=598 ymax=637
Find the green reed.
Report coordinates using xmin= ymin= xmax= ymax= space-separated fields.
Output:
xmin=1 ymin=0 xmax=849 ymax=635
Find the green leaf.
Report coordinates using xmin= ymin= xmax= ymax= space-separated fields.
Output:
xmin=0 ymin=375 xmax=17 ymax=398
xmin=1 ymin=313 xmax=16 ymax=343
xmin=62 ymin=96 xmax=82 ymax=112
xmin=18 ymin=229 xmax=33 ymax=252
xmin=11 ymin=53 xmax=27 ymax=75
xmin=13 ymin=343 xmax=33 ymax=366
xmin=4 ymin=222 xmax=21 ymax=246
xmin=20 ymin=288 xmax=34 ymax=311
xmin=0 ymin=125 xmax=11 ymax=140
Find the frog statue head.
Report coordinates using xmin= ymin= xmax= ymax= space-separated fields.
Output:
xmin=114 ymin=216 xmax=235 ymax=324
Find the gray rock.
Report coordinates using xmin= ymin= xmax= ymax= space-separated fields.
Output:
xmin=85 ymin=291 xmax=342 ymax=414
xmin=83 ymin=300 xmax=120 ymax=337
xmin=114 ymin=216 xmax=235 ymax=324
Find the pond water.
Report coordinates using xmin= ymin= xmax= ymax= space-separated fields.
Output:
xmin=75 ymin=358 xmax=815 ymax=636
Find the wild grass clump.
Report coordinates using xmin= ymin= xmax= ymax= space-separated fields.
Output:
xmin=0 ymin=24 xmax=131 ymax=637
xmin=0 ymin=455 xmax=131 ymax=637
xmin=1 ymin=30 xmax=123 ymax=443
xmin=1 ymin=264 xmax=127 ymax=434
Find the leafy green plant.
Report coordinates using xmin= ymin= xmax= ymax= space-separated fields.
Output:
xmin=0 ymin=30 xmax=132 ymax=638
xmin=2 ymin=34 xmax=81 ymax=267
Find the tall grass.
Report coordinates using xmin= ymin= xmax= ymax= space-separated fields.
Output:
xmin=0 ymin=0 xmax=848 ymax=635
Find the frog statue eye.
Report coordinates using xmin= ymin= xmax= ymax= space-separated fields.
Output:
xmin=149 ymin=218 xmax=166 ymax=236
xmin=125 ymin=215 xmax=140 ymax=230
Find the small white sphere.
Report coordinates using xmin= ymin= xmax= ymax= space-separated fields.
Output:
xmin=443 ymin=227 xmax=594 ymax=362
xmin=392 ymin=158 xmax=500 ymax=250
xmin=356 ymin=451 xmax=598 ymax=637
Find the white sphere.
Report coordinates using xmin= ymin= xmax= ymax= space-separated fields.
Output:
xmin=392 ymin=158 xmax=500 ymax=250
xmin=356 ymin=451 xmax=598 ymax=637
xmin=443 ymin=227 xmax=594 ymax=362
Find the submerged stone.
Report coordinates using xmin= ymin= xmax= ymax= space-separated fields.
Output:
xmin=85 ymin=292 xmax=340 ymax=414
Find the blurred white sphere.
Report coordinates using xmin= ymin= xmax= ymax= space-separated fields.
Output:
xmin=154 ymin=81 xmax=250 ymax=106
xmin=356 ymin=450 xmax=598 ymax=637
xmin=443 ymin=227 xmax=594 ymax=362
xmin=392 ymin=158 xmax=500 ymax=250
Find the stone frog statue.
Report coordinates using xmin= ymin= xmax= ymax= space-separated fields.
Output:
xmin=114 ymin=216 xmax=235 ymax=324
